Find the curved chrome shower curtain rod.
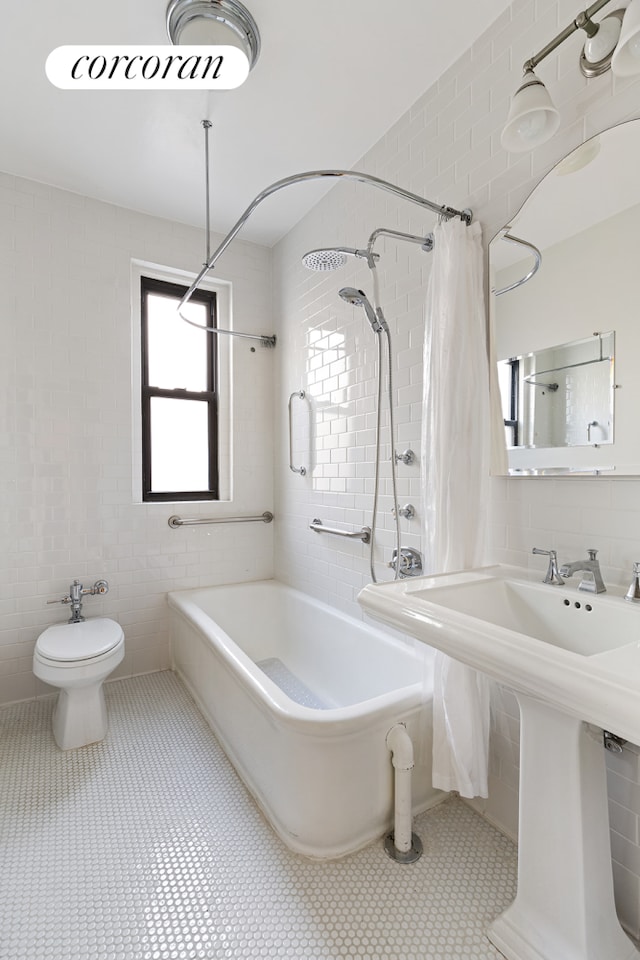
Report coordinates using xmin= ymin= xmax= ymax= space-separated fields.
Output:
xmin=179 ymin=168 xmax=473 ymax=347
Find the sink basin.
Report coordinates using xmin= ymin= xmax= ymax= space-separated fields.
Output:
xmin=359 ymin=564 xmax=640 ymax=960
xmin=412 ymin=574 xmax=634 ymax=656
xmin=359 ymin=564 xmax=640 ymax=742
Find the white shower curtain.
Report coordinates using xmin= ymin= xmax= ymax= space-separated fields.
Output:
xmin=421 ymin=217 xmax=491 ymax=799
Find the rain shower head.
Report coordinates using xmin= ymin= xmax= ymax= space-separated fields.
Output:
xmin=301 ymin=247 xmax=378 ymax=272
xmin=338 ymin=287 xmax=388 ymax=334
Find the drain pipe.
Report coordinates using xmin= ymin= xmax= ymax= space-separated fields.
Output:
xmin=384 ymin=722 xmax=423 ymax=863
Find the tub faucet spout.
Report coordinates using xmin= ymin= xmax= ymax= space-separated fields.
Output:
xmin=559 ymin=549 xmax=606 ymax=594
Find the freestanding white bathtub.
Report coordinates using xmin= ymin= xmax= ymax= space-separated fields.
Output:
xmin=168 ymin=579 xmax=441 ymax=859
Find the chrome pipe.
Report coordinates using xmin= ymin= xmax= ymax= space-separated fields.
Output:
xmin=524 ymin=0 xmax=614 ymax=70
xmin=493 ymin=233 xmax=542 ymax=296
xmin=168 ymin=511 xmax=273 ymax=527
xmin=366 ymin=226 xmax=436 ymax=255
xmin=203 ymin=119 xmax=212 ymax=265
xmin=179 ymin=168 xmax=472 ymax=321
xmin=179 ymin=322 xmax=276 ymax=347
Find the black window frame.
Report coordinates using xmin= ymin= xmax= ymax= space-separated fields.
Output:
xmin=503 ymin=357 xmax=520 ymax=448
xmin=141 ymin=276 xmax=219 ymax=502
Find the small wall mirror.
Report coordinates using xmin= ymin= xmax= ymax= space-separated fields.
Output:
xmin=490 ymin=120 xmax=640 ymax=476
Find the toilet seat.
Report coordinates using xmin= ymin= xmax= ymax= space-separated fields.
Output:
xmin=36 ymin=618 xmax=124 ymax=663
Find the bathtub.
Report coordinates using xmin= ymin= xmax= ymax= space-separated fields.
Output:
xmin=168 ymin=579 xmax=441 ymax=859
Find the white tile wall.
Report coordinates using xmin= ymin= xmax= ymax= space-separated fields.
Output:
xmin=0 ymin=177 xmax=274 ymax=705
xmin=272 ymin=0 xmax=640 ymax=936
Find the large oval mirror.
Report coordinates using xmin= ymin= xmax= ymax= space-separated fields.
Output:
xmin=489 ymin=120 xmax=640 ymax=476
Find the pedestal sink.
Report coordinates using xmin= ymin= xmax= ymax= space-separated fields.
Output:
xmin=359 ymin=565 xmax=640 ymax=960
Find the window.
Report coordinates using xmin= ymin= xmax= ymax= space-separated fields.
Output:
xmin=499 ymin=357 xmax=520 ymax=448
xmin=140 ymin=277 xmax=219 ymax=501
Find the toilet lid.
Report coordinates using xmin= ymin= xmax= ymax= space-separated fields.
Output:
xmin=37 ymin=618 xmax=124 ymax=662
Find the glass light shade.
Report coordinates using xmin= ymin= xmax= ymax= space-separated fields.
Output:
xmin=612 ymin=0 xmax=640 ymax=76
xmin=501 ymin=71 xmax=561 ymax=153
xmin=583 ymin=15 xmax=621 ymax=63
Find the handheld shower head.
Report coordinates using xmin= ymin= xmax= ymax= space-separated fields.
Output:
xmin=338 ymin=287 xmax=388 ymax=334
xmin=301 ymin=247 xmax=378 ymax=271
xmin=338 ymin=286 xmax=370 ymax=308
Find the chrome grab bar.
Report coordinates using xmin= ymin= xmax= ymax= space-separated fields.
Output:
xmin=168 ymin=512 xmax=273 ymax=528
xmin=309 ymin=518 xmax=371 ymax=544
xmin=288 ymin=390 xmax=307 ymax=476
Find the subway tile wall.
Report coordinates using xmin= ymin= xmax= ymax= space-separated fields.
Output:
xmin=272 ymin=0 xmax=640 ymax=935
xmin=0 ymin=179 xmax=274 ymax=705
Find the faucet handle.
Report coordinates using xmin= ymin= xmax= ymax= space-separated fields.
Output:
xmin=587 ymin=548 xmax=599 ymax=561
xmin=625 ymin=562 xmax=640 ymax=603
xmin=81 ymin=579 xmax=109 ymax=597
xmin=532 ymin=547 xmax=565 ymax=585
xmin=387 ymin=547 xmax=423 ymax=578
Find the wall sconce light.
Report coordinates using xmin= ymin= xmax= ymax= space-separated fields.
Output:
xmin=502 ymin=0 xmax=640 ymax=152
xmin=612 ymin=0 xmax=640 ymax=73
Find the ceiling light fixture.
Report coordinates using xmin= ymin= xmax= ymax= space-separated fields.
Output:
xmin=502 ymin=0 xmax=640 ymax=153
xmin=166 ymin=0 xmax=260 ymax=71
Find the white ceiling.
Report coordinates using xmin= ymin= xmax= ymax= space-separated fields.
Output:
xmin=2 ymin=0 xmax=513 ymax=245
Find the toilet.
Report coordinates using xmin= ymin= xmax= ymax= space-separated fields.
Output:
xmin=33 ymin=618 xmax=125 ymax=750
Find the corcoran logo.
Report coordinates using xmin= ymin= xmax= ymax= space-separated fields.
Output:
xmin=45 ymin=45 xmax=249 ymax=90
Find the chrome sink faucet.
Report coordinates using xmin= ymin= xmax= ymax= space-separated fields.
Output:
xmin=559 ymin=549 xmax=606 ymax=594
xmin=532 ymin=547 xmax=564 ymax=585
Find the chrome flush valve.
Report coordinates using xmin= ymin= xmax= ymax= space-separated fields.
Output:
xmin=47 ymin=578 xmax=109 ymax=623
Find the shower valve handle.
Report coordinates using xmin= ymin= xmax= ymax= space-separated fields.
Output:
xmin=388 ymin=547 xmax=423 ymax=578
xmin=392 ymin=503 xmax=415 ymax=520
xmin=394 ymin=449 xmax=415 ymax=466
